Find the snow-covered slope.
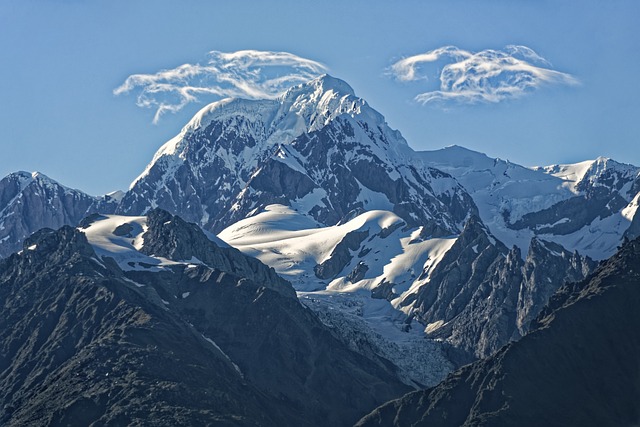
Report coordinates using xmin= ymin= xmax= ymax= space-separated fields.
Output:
xmin=219 ymin=204 xmax=456 ymax=295
xmin=417 ymin=146 xmax=640 ymax=260
xmin=79 ymin=209 xmax=294 ymax=299
xmin=119 ymin=75 xmax=476 ymax=236
xmin=220 ymin=204 xmax=456 ymax=384
xmin=80 ymin=214 xmax=184 ymax=272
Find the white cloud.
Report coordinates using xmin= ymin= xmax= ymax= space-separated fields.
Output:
xmin=390 ymin=45 xmax=578 ymax=105
xmin=114 ymin=50 xmax=328 ymax=123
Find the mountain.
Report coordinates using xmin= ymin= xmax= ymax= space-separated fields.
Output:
xmin=220 ymin=204 xmax=596 ymax=361
xmin=119 ymin=76 xmax=621 ymax=366
xmin=2 ymin=73 xmax=639 ymax=396
xmin=418 ymin=145 xmax=640 ymax=260
xmin=1 ymin=171 xmax=93 ymax=258
xmin=118 ymin=75 xmax=476 ymax=236
xmin=0 ymin=171 xmax=121 ymax=259
xmin=356 ymin=236 xmax=640 ymax=427
xmin=219 ymin=204 xmax=457 ymax=385
xmin=396 ymin=216 xmax=596 ymax=359
xmin=0 ymin=209 xmax=409 ymax=426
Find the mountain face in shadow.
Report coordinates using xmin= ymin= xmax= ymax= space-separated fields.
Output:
xmin=0 ymin=210 xmax=409 ymax=426
xmin=357 ymin=237 xmax=640 ymax=427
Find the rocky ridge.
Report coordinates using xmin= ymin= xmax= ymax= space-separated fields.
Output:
xmin=0 ymin=211 xmax=409 ymax=426
xmin=117 ymin=75 xmax=476 ymax=236
xmin=357 ymin=236 xmax=640 ymax=427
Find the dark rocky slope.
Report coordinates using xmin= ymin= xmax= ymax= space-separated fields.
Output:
xmin=0 ymin=213 xmax=409 ymax=426
xmin=401 ymin=216 xmax=595 ymax=360
xmin=357 ymin=237 xmax=640 ymax=427
xmin=138 ymin=208 xmax=295 ymax=298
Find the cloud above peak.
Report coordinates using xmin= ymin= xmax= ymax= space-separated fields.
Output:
xmin=114 ymin=50 xmax=328 ymax=123
xmin=390 ymin=45 xmax=578 ymax=105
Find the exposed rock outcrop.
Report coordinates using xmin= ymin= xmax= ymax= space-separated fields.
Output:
xmin=401 ymin=216 xmax=595 ymax=359
xmin=0 ymin=216 xmax=410 ymax=426
xmin=357 ymin=237 xmax=640 ymax=427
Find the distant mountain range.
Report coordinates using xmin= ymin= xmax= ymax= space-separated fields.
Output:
xmin=1 ymin=74 xmax=639 ymax=424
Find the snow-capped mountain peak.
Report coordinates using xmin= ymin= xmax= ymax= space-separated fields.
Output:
xmin=276 ymin=74 xmax=391 ymax=134
xmin=8 ymin=170 xmax=72 ymax=193
xmin=120 ymin=74 xmax=474 ymax=235
xmin=0 ymin=170 xmax=99 ymax=258
xmin=130 ymin=74 xmax=400 ymax=189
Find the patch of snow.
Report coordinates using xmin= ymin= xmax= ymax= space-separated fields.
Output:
xmin=290 ymin=189 xmax=329 ymax=218
xmin=537 ymin=160 xmax=595 ymax=192
xmin=123 ymin=277 xmax=146 ymax=288
xmin=425 ymin=320 xmax=445 ymax=334
xmin=80 ymin=214 xmax=187 ymax=271
xmin=201 ymin=334 xmax=244 ymax=377
xmin=90 ymin=257 xmax=106 ymax=268
xmin=622 ymin=193 xmax=640 ymax=222
xmin=220 ymin=205 xmax=407 ymax=291
xmin=104 ymin=190 xmax=125 ymax=203
xmin=355 ymin=179 xmax=395 ymax=212
xmin=181 ymin=292 xmax=191 ymax=299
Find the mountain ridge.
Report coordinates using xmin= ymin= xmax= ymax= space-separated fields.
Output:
xmin=1 ymin=74 xmax=639 ymax=420
xmin=356 ymin=236 xmax=640 ymax=427
xmin=0 ymin=209 xmax=410 ymax=426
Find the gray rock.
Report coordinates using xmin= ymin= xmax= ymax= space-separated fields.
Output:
xmin=141 ymin=209 xmax=296 ymax=299
xmin=357 ymin=237 xmax=640 ymax=427
xmin=403 ymin=216 xmax=595 ymax=359
xmin=0 ymin=218 xmax=410 ymax=426
xmin=0 ymin=172 xmax=97 ymax=258
xmin=315 ymin=229 xmax=369 ymax=280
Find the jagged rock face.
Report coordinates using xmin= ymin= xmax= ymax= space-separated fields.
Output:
xmin=225 ymin=118 xmax=475 ymax=235
xmin=511 ymin=158 xmax=640 ymax=236
xmin=400 ymin=217 xmax=595 ymax=359
xmin=140 ymin=209 xmax=296 ymax=298
xmin=356 ymin=237 xmax=640 ymax=427
xmin=118 ymin=109 xmax=274 ymax=227
xmin=405 ymin=217 xmax=508 ymax=322
xmin=315 ymin=229 xmax=370 ymax=280
xmin=118 ymin=75 xmax=476 ymax=235
xmin=507 ymin=186 xmax=629 ymax=235
xmin=0 ymin=172 xmax=97 ymax=258
xmin=418 ymin=146 xmax=640 ymax=261
xmin=400 ymin=217 xmax=514 ymax=361
xmin=0 ymin=216 xmax=409 ymax=426
xmin=0 ymin=227 xmax=277 ymax=427
xmin=516 ymin=238 xmax=597 ymax=332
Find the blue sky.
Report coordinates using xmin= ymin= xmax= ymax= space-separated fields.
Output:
xmin=1 ymin=0 xmax=638 ymax=195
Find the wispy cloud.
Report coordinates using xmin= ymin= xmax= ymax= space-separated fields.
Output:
xmin=114 ymin=50 xmax=328 ymax=123
xmin=390 ymin=45 xmax=578 ymax=105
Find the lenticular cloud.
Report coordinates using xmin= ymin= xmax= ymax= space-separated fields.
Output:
xmin=390 ymin=45 xmax=578 ymax=105
xmin=114 ymin=50 xmax=328 ymax=123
